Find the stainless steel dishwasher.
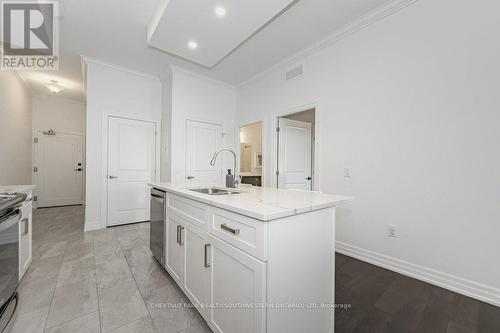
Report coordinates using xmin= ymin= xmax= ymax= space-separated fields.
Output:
xmin=150 ymin=188 xmax=166 ymax=267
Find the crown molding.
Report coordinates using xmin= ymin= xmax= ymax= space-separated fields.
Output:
xmin=238 ymin=0 xmax=420 ymax=88
xmin=169 ymin=64 xmax=236 ymax=90
xmin=81 ymin=55 xmax=161 ymax=81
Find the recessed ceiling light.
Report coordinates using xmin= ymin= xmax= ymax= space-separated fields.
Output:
xmin=188 ymin=41 xmax=198 ymax=50
xmin=215 ymin=6 xmax=226 ymax=18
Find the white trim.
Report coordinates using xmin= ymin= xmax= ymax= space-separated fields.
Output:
xmin=271 ymin=102 xmax=321 ymax=191
xmin=101 ymin=114 xmax=160 ymax=229
xmin=83 ymin=220 xmax=102 ymax=232
xmin=238 ymin=0 xmax=420 ymax=88
xmin=336 ymin=241 xmax=500 ymax=307
xmin=81 ymin=55 xmax=161 ymax=81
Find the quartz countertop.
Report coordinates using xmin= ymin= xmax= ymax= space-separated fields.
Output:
xmin=149 ymin=182 xmax=353 ymax=221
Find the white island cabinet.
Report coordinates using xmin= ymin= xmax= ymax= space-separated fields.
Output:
xmin=0 ymin=185 xmax=35 ymax=280
xmin=149 ymin=183 xmax=352 ymax=333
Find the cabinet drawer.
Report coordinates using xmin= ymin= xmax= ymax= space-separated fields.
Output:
xmin=167 ymin=193 xmax=209 ymax=230
xmin=209 ymin=207 xmax=268 ymax=261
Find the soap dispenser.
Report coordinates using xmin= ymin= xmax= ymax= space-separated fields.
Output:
xmin=226 ymin=169 xmax=235 ymax=188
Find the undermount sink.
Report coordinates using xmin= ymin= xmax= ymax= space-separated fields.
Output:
xmin=189 ymin=187 xmax=241 ymax=195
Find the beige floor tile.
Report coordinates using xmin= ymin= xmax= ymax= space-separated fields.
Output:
xmin=99 ymin=279 xmax=149 ymax=332
xmin=109 ymin=315 xmax=156 ymax=333
xmin=46 ymin=278 xmax=98 ymax=328
xmin=8 ymin=306 xmax=49 ymax=333
xmin=45 ymin=311 xmax=100 ymax=333
xmin=96 ymin=257 xmax=134 ymax=291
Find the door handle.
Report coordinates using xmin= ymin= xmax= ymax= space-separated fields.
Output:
xmin=305 ymin=177 xmax=312 ymax=180
xmin=204 ymin=244 xmax=211 ymax=268
xmin=109 ymin=175 xmax=118 ymax=179
xmin=186 ymin=175 xmax=195 ymax=180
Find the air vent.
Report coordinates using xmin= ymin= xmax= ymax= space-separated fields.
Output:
xmin=285 ymin=65 xmax=303 ymax=81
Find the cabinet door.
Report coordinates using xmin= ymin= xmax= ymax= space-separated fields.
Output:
xmin=208 ymin=235 xmax=266 ymax=333
xmin=19 ymin=200 xmax=33 ymax=280
xmin=183 ymin=223 xmax=211 ymax=319
xmin=165 ymin=212 xmax=185 ymax=285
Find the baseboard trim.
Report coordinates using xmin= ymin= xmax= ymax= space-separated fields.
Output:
xmin=83 ymin=220 xmax=103 ymax=232
xmin=336 ymin=241 xmax=500 ymax=307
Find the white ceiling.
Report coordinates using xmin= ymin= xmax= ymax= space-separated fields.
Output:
xmin=147 ymin=0 xmax=296 ymax=67
xmin=18 ymin=0 xmax=392 ymax=102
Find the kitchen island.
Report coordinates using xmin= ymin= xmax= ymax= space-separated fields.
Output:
xmin=148 ymin=182 xmax=352 ymax=333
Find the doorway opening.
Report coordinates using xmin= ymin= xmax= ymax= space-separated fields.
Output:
xmin=33 ymin=129 xmax=84 ymax=207
xmin=239 ymin=122 xmax=263 ymax=187
xmin=276 ymin=108 xmax=316 ymax=190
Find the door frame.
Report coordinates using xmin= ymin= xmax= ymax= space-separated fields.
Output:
xmin=271 ymin=102 xmax=321 ymax=191
xmin=101 ymin=113 xmax=160 ymax=228
xmin=32 ymin=129 xmax=85 ymax=208
xmin=238 ymin=121 xmax=266 ymax=187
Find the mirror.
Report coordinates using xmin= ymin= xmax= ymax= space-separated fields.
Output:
xmin=239 ymin=122 xmax=263 ymax=186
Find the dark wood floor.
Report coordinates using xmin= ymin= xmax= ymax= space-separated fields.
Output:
xmin=335 ymin=253 xmax=500 ymax=333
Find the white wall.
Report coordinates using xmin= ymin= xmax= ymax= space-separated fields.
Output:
xmin=237 ymin=0 xmax=500 ymax=304
xmin=32 ymin=95 xmax=85 ymax=134
xmin=0 ymin=72 xmax=32 ymax=185
xmin=84 ymin=59 xmax=161 ymax=231
xmin=160 ymin=71 xmax=173 ymax=182
xmin=167 ymin=67 xmax=237 ymax=184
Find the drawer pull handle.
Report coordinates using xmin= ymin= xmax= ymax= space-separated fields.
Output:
xmin=22 ymin=218 xmax=29 ymax=235
xmin=179 ymin=226 xmax=184 ymax=246
xmin=220 ymin=223 xmax=240 ymax=235
xmin=176 ymin=225 xmax=181 ymax=244
xmin=204 ymin=243 xmax=211 ymax=268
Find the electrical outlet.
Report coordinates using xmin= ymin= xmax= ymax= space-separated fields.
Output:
xmin=387 ymin=225 xmax=398 ymax=238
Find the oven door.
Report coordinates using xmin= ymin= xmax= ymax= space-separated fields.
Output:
xmin=0 ymin=209 xmax=19 ymax=316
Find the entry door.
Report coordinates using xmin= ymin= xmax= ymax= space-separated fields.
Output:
xmin=107 ymin=117 xmax=156 ymax=227
xmin=36 ymin=131 xmax=84 ymax=207
xmin=185 ymin=120 xmax=223 ymax=184
xmin=277 ymin=118 xmax=312 ymax=190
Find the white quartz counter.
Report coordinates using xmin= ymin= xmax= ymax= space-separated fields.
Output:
xmin=149 ymin=182 xmax=353 ymax=221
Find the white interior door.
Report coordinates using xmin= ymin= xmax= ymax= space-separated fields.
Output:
xmin=277 ymin=118 xmax=312 ymax=190
xmin=107 ymin=117 xmax=156 ymax=227
xmin=185 ymin=120 xmax=223 ymax=184
xmin=36 ymin=131 xmax=84 ymax=207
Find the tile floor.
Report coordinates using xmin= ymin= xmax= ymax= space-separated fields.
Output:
xmin=10 ymin=205 xmax=211 ymax=333
xmin=10 ymin=205 xmax=500 ymax=333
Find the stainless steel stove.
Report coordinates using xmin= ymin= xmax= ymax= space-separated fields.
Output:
xmin=0 ymin=192 xmax=26 ymax=333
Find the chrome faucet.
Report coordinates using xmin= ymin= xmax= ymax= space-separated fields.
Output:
xmin=210 ymin=148 xmax=239 ymax=188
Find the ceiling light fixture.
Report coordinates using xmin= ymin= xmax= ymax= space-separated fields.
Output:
xmin=188 ymin=41 xmax=198 ymax=50
xmin=215 ymin=6 xmax=226 ymax=18
xmin=46 ymin=80 xmax=63 ymax=94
